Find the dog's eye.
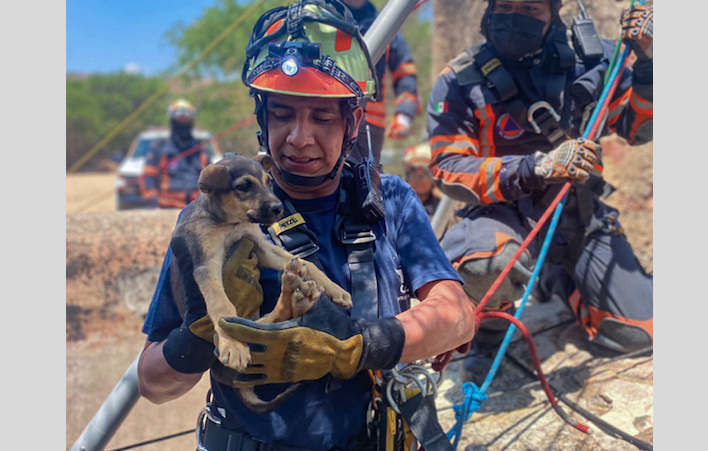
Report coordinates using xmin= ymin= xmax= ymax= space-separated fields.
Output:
xmin=235 ymin=180 xmax=251 ymax=192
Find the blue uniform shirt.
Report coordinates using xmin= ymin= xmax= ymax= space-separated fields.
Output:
xmin=142 ymin=174 xmax=463 ymax=450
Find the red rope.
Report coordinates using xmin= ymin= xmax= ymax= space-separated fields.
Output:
xmin=479 ymin=311 xmax=590 ymax=433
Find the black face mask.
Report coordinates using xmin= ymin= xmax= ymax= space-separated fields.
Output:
xmin=171 ymin=122 xmax=193 ymax=140
xmin=487 ymin=13 xmax=548 ymax=61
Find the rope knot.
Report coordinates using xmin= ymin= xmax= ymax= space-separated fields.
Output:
xmin=452 ymin=382 xmax=487 ymax=422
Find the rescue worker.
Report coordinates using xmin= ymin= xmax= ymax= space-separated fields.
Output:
xmin=339 ymin=0 xmax=422 ymax=167
xmin=143 ymin=99 xmax=210 ymax=209
xmin=138 ymin=2 xmax=475 ymax=451
xmin=402 ymin=143 xmax=459 ymax=241
xmin=427 ymin=0 xmax=654 ymax=384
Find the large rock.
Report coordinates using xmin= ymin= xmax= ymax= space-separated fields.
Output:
xmin=66 ymin=210 xmax=179 ymax=341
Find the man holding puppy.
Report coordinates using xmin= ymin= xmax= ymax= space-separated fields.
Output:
xmin=137 ymin=2 xmax=475 ymax=450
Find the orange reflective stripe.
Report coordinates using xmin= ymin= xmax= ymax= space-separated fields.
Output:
xmin=430 ymin=165 xmax=484 ymax=203
xmin=585 ymin=305 xmax=654 ymax=340
xmin=392 ymin=62 xmax=416 ymax=81
xmin=430 ymin=134 xmax=481 ymax=157
xmin=491 ymin=158 xmax=504 ymax=202
xmin=335 ymin=29 xmax=352 ymax=52
xmin=453 ymin=232 xmax=524 ymax=267
xmin=143 ymin=165 xmax=159 ymax=176
xmin=440 ymin=66 xmax=452 ymax=76
xmin=607 ymin=89 xmax=631 ymax=127
xmin=628 ymin=91 xmax=653 ymax=143
xmin=366 ymin=101 xmax=386 ymax=112
xmin=474 ymin=105 xmax=497 ymax=158
xmin=142 ymin=189 xmax=158 ymax=199
xmin=478 ymin=159 xmax=504 ymax=203
xmin=568 ymin=289 xmax=582 ymax=317
xmin=159 ymin=156 xmax=171 ymax=193
xmin=394 ymin=92 xmax=418 ymax=106
xmin=365 ymin=116 xmax=386 ymax=128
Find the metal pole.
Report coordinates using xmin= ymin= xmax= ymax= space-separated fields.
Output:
xmin=363 ymin=0 xmax=419 ymax=64
xmin=430 ymin=195 xmax=456 ymax=239
xmin=70 ymin=4 xmax=423 ymax=451
xmin=70 ymin=351 xmax=142 ymax=451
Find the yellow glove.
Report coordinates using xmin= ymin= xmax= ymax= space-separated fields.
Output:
xmin=189 ymin=238 xmax=264 ymax=342
xmin=218 ymin=295 xmax=406 ymax=387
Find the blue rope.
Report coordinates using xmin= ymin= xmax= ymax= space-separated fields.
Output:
xmin=444 ymin=2 xmax=644 ymax=447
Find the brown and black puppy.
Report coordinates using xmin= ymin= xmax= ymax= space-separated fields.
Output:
xmin=169 ymin=154 xmax=352 ymax=411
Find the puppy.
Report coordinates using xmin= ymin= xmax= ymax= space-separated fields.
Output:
xmin=170 ymin=154 xmax=352 ymax=412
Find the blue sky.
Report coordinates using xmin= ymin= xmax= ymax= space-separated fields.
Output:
xmin=67 ymin=0 xmax=219 ymax=75
xmin=67 ymin=0 xmax=433 ymax=75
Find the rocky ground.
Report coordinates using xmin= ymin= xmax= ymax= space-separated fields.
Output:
xmin=66 ymin=136 xmax=652 ymax=451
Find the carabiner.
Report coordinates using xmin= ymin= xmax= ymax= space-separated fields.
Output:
xmin=527 ymin=101 xmax=561 ymax=135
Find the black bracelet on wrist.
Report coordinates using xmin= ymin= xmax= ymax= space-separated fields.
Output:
xmin=162 ymin=326 xmax=217 ymax=374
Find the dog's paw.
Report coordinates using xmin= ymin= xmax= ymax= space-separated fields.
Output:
xmin=281 ymin=269 xmax=302 ymax=292
xmin=326 ymin=286 xmax=353 ymax=310
xmin=285 ymin=257 xmax=307 ymax=278
xmin=214 ymin=335 xmax=252 ymax=371
xmin=292 ymin=280 xmax=323 ymax=318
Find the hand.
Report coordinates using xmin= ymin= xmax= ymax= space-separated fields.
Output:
xmin=217 ymin=294 xmax=406 ymax=387
xmin=188 ymin=238 xmax=264 ymax=342
xmin=533 ymin=138 xmax=602 ymax=185
xmin=162 ymin=237 xmax=263 ymax=374
xmin=621 ymin=6 xmax=653 ymax=60
xmin=386 ymin=114 xmax=412 ymax=139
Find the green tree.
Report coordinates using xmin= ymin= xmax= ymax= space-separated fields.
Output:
xmin=66 ymin=73 xmax=165 ymax=171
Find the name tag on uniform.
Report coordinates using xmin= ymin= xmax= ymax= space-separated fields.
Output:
xmin=271 ymin=213 xmax=305 ymax=235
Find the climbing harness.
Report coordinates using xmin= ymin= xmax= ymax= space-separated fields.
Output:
xmin=368 ymin=364 xmax=451 ymax=451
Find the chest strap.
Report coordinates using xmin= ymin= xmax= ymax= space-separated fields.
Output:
xmin=266 ymin=173 xmax=380 ymax=319
xmin=337 ymin=177 xmax=379 ymax=320
xmin=463 ymin=41 xmax=572 ymax=147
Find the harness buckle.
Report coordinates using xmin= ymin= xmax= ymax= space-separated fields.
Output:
xmin=527 ymin=101 xmax=561 ymax=135
xmin=196 ymin=404 xmax=222 ymax=451
xmin=289 ymin=240 xmax=320 ymax=259
xmin=340 ymin=227 xmax=376 ymax=245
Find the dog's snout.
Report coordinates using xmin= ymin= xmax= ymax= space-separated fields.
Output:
xmin=271 ymin=202 xmax=283 ymax=217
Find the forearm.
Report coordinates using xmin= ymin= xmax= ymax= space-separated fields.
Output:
xmin=397 ymin=280 xmax=476 ymax=362
xmin=137 ymin=340 xmax=204 ymax=404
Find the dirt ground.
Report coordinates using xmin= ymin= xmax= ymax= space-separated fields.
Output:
xmin=66 ymin=138 xmax=652 ymax=451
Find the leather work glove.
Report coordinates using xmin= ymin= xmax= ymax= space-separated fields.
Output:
xmin=217 ymin=293 xmax=406 ymax=387
xmin=386 ymin=113 xmax=412 ymax=140
xmin=162 ymin=237 xmax=263 ymax=374
xmin=621 ymin=5 xmax=653 ymax=60
xmin=188 ymin=238 xmax=264 ymax=343
xmin=533 ymin=138 xmax=602 ymax=185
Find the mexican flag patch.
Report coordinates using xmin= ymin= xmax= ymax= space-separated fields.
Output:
xmin=435 ymin=102 xmax=448 ymax=114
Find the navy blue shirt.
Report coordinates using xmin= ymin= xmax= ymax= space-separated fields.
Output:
xmin=142 ymin=174 xmax=463 ymax=450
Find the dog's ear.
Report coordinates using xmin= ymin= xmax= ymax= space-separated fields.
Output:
xmin=199 ymin=164 xmax=231 ymax=194
xmin=253 ymin=154 xmax=275 ymax=173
